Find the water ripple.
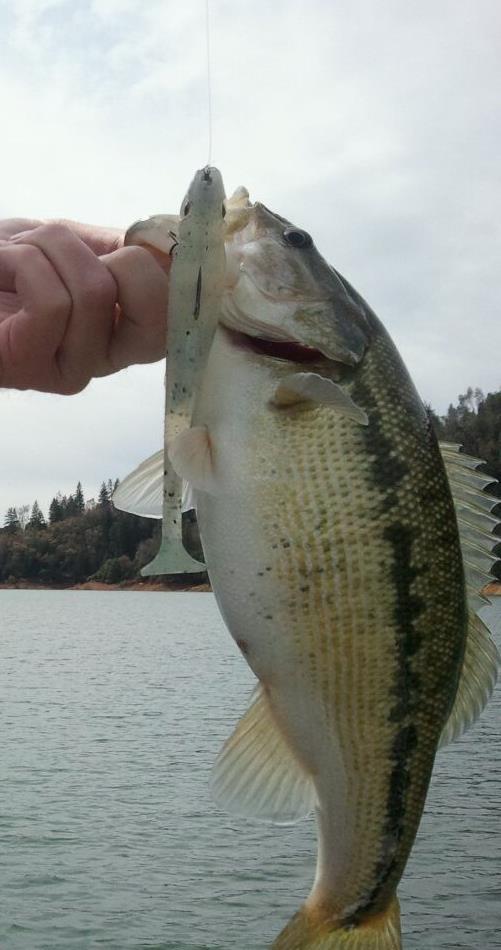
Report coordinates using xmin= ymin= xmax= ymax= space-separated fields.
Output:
xmin=0 ymin=591 xmax=499 ymax=949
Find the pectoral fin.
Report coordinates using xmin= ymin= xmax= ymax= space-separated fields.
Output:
xmin=211 ymin=685 xmax=317 ymax=824
xmin=112 ymin=450 xmax=164 ymax=518
xmin=273 ymin=373 xmax=368 ymax=425
xmin=168 ymin=426 xmax=217 ymax=493
xmin=112 ymin=451 xmax=196 ymax=518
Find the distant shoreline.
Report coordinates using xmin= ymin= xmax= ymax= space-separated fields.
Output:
xmin=0 ymin=578 xmax=211 ymax=593
xmin=1 ymin=580 xmax=500 ymax=596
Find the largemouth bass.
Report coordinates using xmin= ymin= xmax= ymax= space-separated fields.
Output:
xmin=115 ymin=180 xmax=499 ymax=949
xmin=115 ymin=166 xmax=226 ymax=574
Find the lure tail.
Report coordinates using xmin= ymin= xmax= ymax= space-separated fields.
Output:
xmin=141 ymin=538 xmax=205 ymax=576
xmin=272 ymin=896 xmax=401 ymax=950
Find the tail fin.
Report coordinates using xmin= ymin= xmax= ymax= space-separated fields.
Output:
xmin=272 ymin=896 xmax=401 ymax=950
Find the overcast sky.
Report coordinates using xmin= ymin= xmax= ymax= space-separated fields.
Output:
xmin=0 ymin=0 xmax=500 ymax=518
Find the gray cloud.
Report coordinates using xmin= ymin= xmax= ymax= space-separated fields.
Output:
xmin=0 ymin=0 xmax=499 ymax=517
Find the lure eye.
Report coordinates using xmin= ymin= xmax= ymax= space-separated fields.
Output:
xmin=183 ymin=200 xmax=192 ymax=216
xmin=283 ymin=228 xmax=312 ymax=249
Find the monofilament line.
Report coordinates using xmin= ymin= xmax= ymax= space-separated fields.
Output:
xmin=205 ymin=0 xmax=213 ymax=165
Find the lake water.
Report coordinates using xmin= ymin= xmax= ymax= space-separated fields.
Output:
xmin=0 ymin=591 xmax=500 ymax=950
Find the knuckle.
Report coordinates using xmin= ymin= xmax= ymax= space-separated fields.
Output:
xmin=50 ymin=285 xmax=72 ymax=322
xmin=15 ymin=243 xmax=43 ymax=266
xmin=56 ymin=373 xmax=89 ymax=396
xmin=73 ymin=263 xmax=117 ymax=314
xmin=84 ymin=269 xmax=116 ymax=309
xmin=36 ymin=221 xmax=72 ymax=243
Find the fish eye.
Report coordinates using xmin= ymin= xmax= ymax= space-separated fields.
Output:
xmin=283 ymin=228 xmax=313 ymax=249
xmin=183 ymin=200 xmax=192 ymax=216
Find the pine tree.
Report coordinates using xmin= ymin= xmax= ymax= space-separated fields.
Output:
xmin=49 ymin=495 xmax=64 ymax=523
xmin=27 ymin=500 xmax=46 ymax=530
xmin=74 ymin=481 xmax=85 ymax=514
xmin=98 ymin=482 xmax=110 ymax=507
xmin=59 ymin=494 xmax=70 ymax=518
xmin=3 ymin=507 xmax=20 ymax=533
xmin=65 ymin=494 xmax=78 ymax=518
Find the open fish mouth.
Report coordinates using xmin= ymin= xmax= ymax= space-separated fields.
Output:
xmin=223 ymin=326 xmax=324 ymax=363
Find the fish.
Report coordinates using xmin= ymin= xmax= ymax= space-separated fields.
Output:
xmin=114 ymin=166 xmax=226 ymax=574
xmin=114 ymin=179 xmax=500 ymax=948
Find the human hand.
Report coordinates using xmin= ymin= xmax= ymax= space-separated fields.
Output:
xmin=0 ymin=218 xmax=170 ymax=394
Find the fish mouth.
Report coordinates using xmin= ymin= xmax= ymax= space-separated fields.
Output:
xmin=222 ymin=326 xmax=324 ymax=363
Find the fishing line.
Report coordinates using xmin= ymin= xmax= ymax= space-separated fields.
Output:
xmin=205 ymin=0 xmax=213 ymax=165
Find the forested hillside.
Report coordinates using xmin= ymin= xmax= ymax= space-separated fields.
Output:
xmin=0 ymin=480 xmax=159 ymax=586
xmin=1 ymin=386 xmax=500 ymax=586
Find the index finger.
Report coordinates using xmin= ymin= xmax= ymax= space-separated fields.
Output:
xmin=0 ymin=218 xmax=43 ymax=240
xmin=0 ymin=217 xmax=124 ymax=254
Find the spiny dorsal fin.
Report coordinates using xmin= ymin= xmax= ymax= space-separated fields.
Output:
xmin=210 ymin=685 xmax=317 ymax=824
xmin=439 ymin=442 xmax=500 ymax=609
xmin=440 ymin=611 xmax=499 ymax=746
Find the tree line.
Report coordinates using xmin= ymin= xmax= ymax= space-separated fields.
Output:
xmin=1 ymin=386 xmax=500 ymax=586
xmin=0 ymin=479 xmax=159 ymax=586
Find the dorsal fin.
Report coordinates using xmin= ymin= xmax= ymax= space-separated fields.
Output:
xmin=438 ymin=442 xmax=500 ymax=745
xmin=439 ymin=442 xmax=500 ymax=610
xmin=210 ymin=686 xmax=317 ymax=824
